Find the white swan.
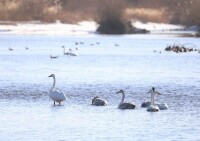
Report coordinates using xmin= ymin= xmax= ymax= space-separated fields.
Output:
xmin=116 ymin=89 xmax=135 ymax=109
xmin=68 ymin=49 xmax=78 ymax=56
xmin=62 ymin=46 xmax=78 ymax=56
xmin=149 ymin=87 xmax=168 ymax=110
xmin=146 ymin=87 xmax=160 ymax=112
xmin=146 ymin=87 xmax=168 ymax=111
xmin=92 ymin=96 xmax=108 ymax=106
xmin=48 ymin=74 xmax=66 ymax=106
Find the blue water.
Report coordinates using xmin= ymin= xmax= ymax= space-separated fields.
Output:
xmin=0 ymin=34 xmax=200 ymax=141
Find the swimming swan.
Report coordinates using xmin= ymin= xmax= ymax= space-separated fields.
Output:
xmin=50 ymin=55 xmax=59 ymax=59
xmin=48 ymin=74 xmax=66 ymax=105
xmin=146 ymin=87 xmax=160 ymax=112
xmin=92 ymin=96 xmax=108 ymax=106
xmin=62 ymin=46 xmax=78 ymax=56
xmin=116 ymin=89 xmax=135 ymax=109
xmin=148 ymin=87 xmax=168 ymax=110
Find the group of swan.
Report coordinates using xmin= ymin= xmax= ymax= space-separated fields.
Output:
xmin=48 ymin=74 xmax=168 ymax=112
xmin=62 ymin=46 xmax=78 ymax=56
xmin=9 ymin=47 xmax=29 ymax=51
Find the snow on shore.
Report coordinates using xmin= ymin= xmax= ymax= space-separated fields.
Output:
xmin=0 ymin=20 xmax=184 ymax=35
xmin=133 ymin=21 xmax=184 ymax=31
xmin=0 ymin=21 xmax=98 ymax=35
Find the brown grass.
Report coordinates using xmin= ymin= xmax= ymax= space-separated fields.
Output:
xmin=0 ymin=0 xmax=200 ymax=26
xmin=125 ymin=8 xmax=169 ymax=23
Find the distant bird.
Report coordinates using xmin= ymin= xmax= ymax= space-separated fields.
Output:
xmin=96 ymin=42 xmax=100 ymax=45
xmin=62 ymin=46 xmax=78 ymax=56
xmin=68 ymin=49 xmax=78 ymax=56
xmin=92 ymin=96 xmax=108 ymax=106
xmin=25 ymin=47 xmax=29 ymax=50
xmin=116 ymin=89 xmax=135 ymax=109
xmin=90 ymin=43 xmax=94 ymax=46
xmin=80 ymin=42 xmax=84 ymax=44
xmin=50 ymin=55 xmax=59 ymax=59
xmin=48 ymin=74 xmax=66 ymax=106
xmin=75 ymin=42 xmax=79 ymax=45
xmin=9 ymin=48 xmax=13 ymax=51
xmin=115 ymin=44 xmax=119 ymax=47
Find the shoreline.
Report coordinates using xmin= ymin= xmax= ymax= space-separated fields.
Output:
xmin=0 ymin=20 xmax=197 ymax=36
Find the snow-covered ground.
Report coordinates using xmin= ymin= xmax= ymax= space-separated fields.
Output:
xmin=0 ymin=21 xmax=98 ymax=35
xmin=0 ymin=20 xmax=185 ymax=35
xmin=133 ymin=21 xmax=184 ymax=31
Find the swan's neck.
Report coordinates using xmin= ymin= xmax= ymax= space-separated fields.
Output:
xmin=50 ymin=76 xmax=56 ymax=92
xmin=150 ymin=92 xmax=155 ymax=105
xmin=120 ymin=92 xmax=125 ymax=105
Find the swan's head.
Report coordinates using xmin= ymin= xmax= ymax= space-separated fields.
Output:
xmin=147 ymin=87 xmax=156 ymax=94
xmin=48 ymin=74 xmax=55 ymax=78
xmin=61 ymin=46 xmax=65 ymax=48
xmin=116 ymin=89 xmax=124 ymax=94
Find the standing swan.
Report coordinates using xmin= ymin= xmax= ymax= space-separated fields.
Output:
xmin=116 ymin=90 xmax=135 ymax=109
xmin=48 ymin=74 xmax=66 ymax=106
xmin=92 ymin=96 xmax=108 ymax=106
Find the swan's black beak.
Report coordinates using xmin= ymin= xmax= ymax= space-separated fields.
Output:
xmin=48 ymin=75 xmax=52 ymax=77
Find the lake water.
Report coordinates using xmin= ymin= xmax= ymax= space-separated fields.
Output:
xmin=0 ymin=34 xmax=200 ymax=141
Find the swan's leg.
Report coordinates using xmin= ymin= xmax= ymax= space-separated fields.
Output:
xmin=59 ymin=102 xmax=61 ymax=106
xmin=54 ymin=101 xmax=55 ymax=106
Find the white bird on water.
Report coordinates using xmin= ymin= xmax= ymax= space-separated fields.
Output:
xmin=48 ymin=74 xmax=66 ymax=106
xmin=146 ymin=87 xmax=168 ymax=112
xmin=116 ymin=89 xmax=135 ymax=109
xmin=92 ymin=96 xmax=108 ymax=106
xmin=62 ymin=46 xmax=78 ymax=56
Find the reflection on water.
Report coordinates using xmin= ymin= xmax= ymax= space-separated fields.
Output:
xmin=0 ymin=34 xmax=200 ymax=140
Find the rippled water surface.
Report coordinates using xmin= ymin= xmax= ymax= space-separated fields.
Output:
xmin=0 ymin=34 xmax=200 ymax=141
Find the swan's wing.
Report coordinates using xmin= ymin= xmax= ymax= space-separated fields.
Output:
xmin=50 ymin=90 xmax=66 ymax=101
